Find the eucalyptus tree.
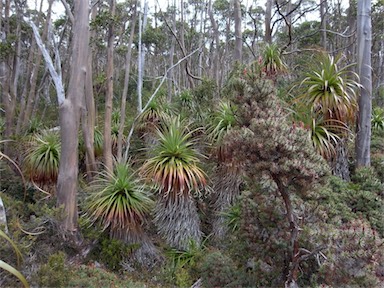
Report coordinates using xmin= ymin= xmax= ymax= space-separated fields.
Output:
xmin=56 ymin=0 xmax=90 ymax=234
xmin=355 ymin=0 xmax=372 ymax=167
xmin=104 ymin=0 xmax=116 ymax=173
xmin=233 ymin=0 xmax=242 ymax=63
xmin=26 ymin=0 xmax=90 ymax=235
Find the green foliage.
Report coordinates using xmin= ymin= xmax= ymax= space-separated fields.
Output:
xmin=163 ymin=240 xmax=205 ymax=287
xmin=0 ymin=230 xmax=29 ymax=288
xmin=67 ymin=264 xmax=147 ymax=288
xmin=23 ymin=131 xmax=60 ymax=186
xmin=207 ymin=100 xmax=236 ymax=144
xmin=141 ymin=116 xmax=206 ymax=198
xmin=92 ymin=237 xmax=136 ymax=271
xmin=94 ymin=126 xmax=104 ymax=157
xmin=197 ymin=250 xmax=239 ymax=288
xmin=37 ymin=252 xmax=68 ymax=287
xmin=261 ymin=43 xmax=287 ymax=77
xmin=371 ymin=154 xmax=384 ymax=181
xmin=296 ymin=53 xmax=360 ymax=124
xmin=291 ymin=53 xmax=360 ymax=159
xmin=85 ymin=161 xmax=153 ymax=237
xmin=222 ymin=204 xmax=241 ymax=233
xmin=25 ymin=118 xmax=44 ymax=135
xmin=314 ymin=219 xmax=383 ymax=287
xmin=372 ymin=106 xmax=384 ymax=131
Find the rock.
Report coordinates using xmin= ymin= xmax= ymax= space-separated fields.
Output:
xmin=0 ymin=196 xmax=8 ymax=233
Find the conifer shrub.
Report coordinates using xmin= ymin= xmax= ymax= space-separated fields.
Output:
xmin=223 ymin=67 xmax=328 ymax=286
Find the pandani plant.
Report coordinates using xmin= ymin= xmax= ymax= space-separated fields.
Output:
xmin=141 ymin=116 xmax=206 ymax=250
xmin=84 ymin=160 xmax=158 ymax=266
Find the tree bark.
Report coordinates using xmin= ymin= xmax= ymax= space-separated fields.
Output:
xmin=265 ymin=0 xmax=273 ymax=43
xmin=104 ymin=0 xmax=116 ymax=172
xmin=117 ymin=1 xmax=138 ymax=161
xmin=355 ymin=0 xmax=372 ymax=168
xmin=82 ymin=2 xmax=98 ymax=180
xmin=22 ymin=0 xmax=53 ymax=132
xmin=233 ymin=0 xmax=242 ymax=63
xmin=208 ymin=0 xmax=220 ymax=89
xmin=56 ymin=0 xmax=89 ymax=235
xmin=320 ymin=0 xmax=328 ymax=49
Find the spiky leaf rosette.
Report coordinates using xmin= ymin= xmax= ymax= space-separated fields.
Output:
xmin=141 ymin=116 xmax=206 ymax=199
xmin=262 ymin=43 xmax=287 ymax=77
xmin=85 ymin=163 xmax=153 ymax=239
xmin=23 ymin=131 xmax=60 ymax=186
xmin=297 ymin=53 xmax=360 ymax=125
xmin=141 ymin=116 xmax=206 ymax=250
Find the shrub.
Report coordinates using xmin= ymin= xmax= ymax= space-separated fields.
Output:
xmin=90 ymin=237 xmax=136 ymax=271
xmin=197 ymin=250 xmax=239 ymax=288
xmin=37 ymin=252 xmax=68 ymax=287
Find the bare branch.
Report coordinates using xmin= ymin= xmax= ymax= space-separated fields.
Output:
xmin=123 ymin=46 xmax=204 ymax=159
xmin=25 ymin=18 xmax=65 ymax=105
xmin=60 ymin=0 xmax=74 ymax=24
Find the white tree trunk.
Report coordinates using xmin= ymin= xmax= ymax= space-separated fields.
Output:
xmin=355 ymin=0 xmax=372 ymax=167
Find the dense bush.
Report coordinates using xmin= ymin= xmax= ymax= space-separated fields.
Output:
xmin=37 ymin=252 xmax=68 ymax=287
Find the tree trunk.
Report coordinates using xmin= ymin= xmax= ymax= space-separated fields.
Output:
xmin=208 ymin=0 xmax=220 ymax=89
xmin=355 ymin=0 xmax=372 ymax=168
xmin=137 ymin=1 xmax=148 ymax=113
xmin=22 ymin=0 xmax=53 ymax=132
xmin=233 ymin=0 xmax=242 ymax=63
xmin=57 ymin=0 xmax=89 ymax=235
xmin=332 ymin=138 xmax=350 ymax=181
xmin=117 ymin=1 xmax=138 ymax=161
xmin=320 ymin=0 xmax=328 ymax=49
xmin=82 ymin=2 xmax=98 ymax=180
xmin=265 ymin=0 xmax=273 ymax=43
xmin=103 ymin=0 xmax=116 ymax=173
xmin=167 ymin=0 xmax=177 ymax=102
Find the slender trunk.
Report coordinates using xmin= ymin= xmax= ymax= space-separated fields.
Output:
xmin=82 ymin=3 xmax=98 ymax=180
xmin=233 ymin=0 xmax=242 ymax=63
xmin=208 ymin=0 xmax=220 ymax=90
xmin=117 ymin=1 xmax=137 ymax=161
xmin=1 ymin=0 xmax=12 ymax=147
xmin=265 ymin=0 xmax=273 ymax=43
xmin=167 ymin=0 xmax=176 ymax=102
xmin=57 ymin=0 xmax=89 ymax=235
xmin=22 ymin=0 xmax=53 ymax=131
xmin=320 ymin=0 xmax=328 ymax=49
xmin=137 ymin=2 xmax=146 ymax=113
xmin=355 ymin=0 xmax=372 ymax=167
xmin=332 ymin=138 xmax=350 ymax=181
xmin=104 ymin=0 xmax=116 ymax=172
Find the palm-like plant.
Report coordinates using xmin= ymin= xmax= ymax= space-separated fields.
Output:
xmin=295 ymin=53 xmax=360 ymax=179
xmin=207 ymin=101 xmax=236 ymax=144
xmin=298 ymin=53 xmax=360 ymax=124
xmin=372 ymin=107 xmax=384 ymax=131
xmin=23 ymin=131 xmax=60 ymax=190
xmin=262 ymin=43 xmax=287 ymax=78
xmin=85 ymin=161 xmax=157 ymax=265
xmin=207 ymin=100 xmax=242 ymax=240
xmin=141 ymin=117 xmax=206 ymax=250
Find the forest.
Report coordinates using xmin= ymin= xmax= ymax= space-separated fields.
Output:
xmin=0 ymin=0 xmax=383 ymax=287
